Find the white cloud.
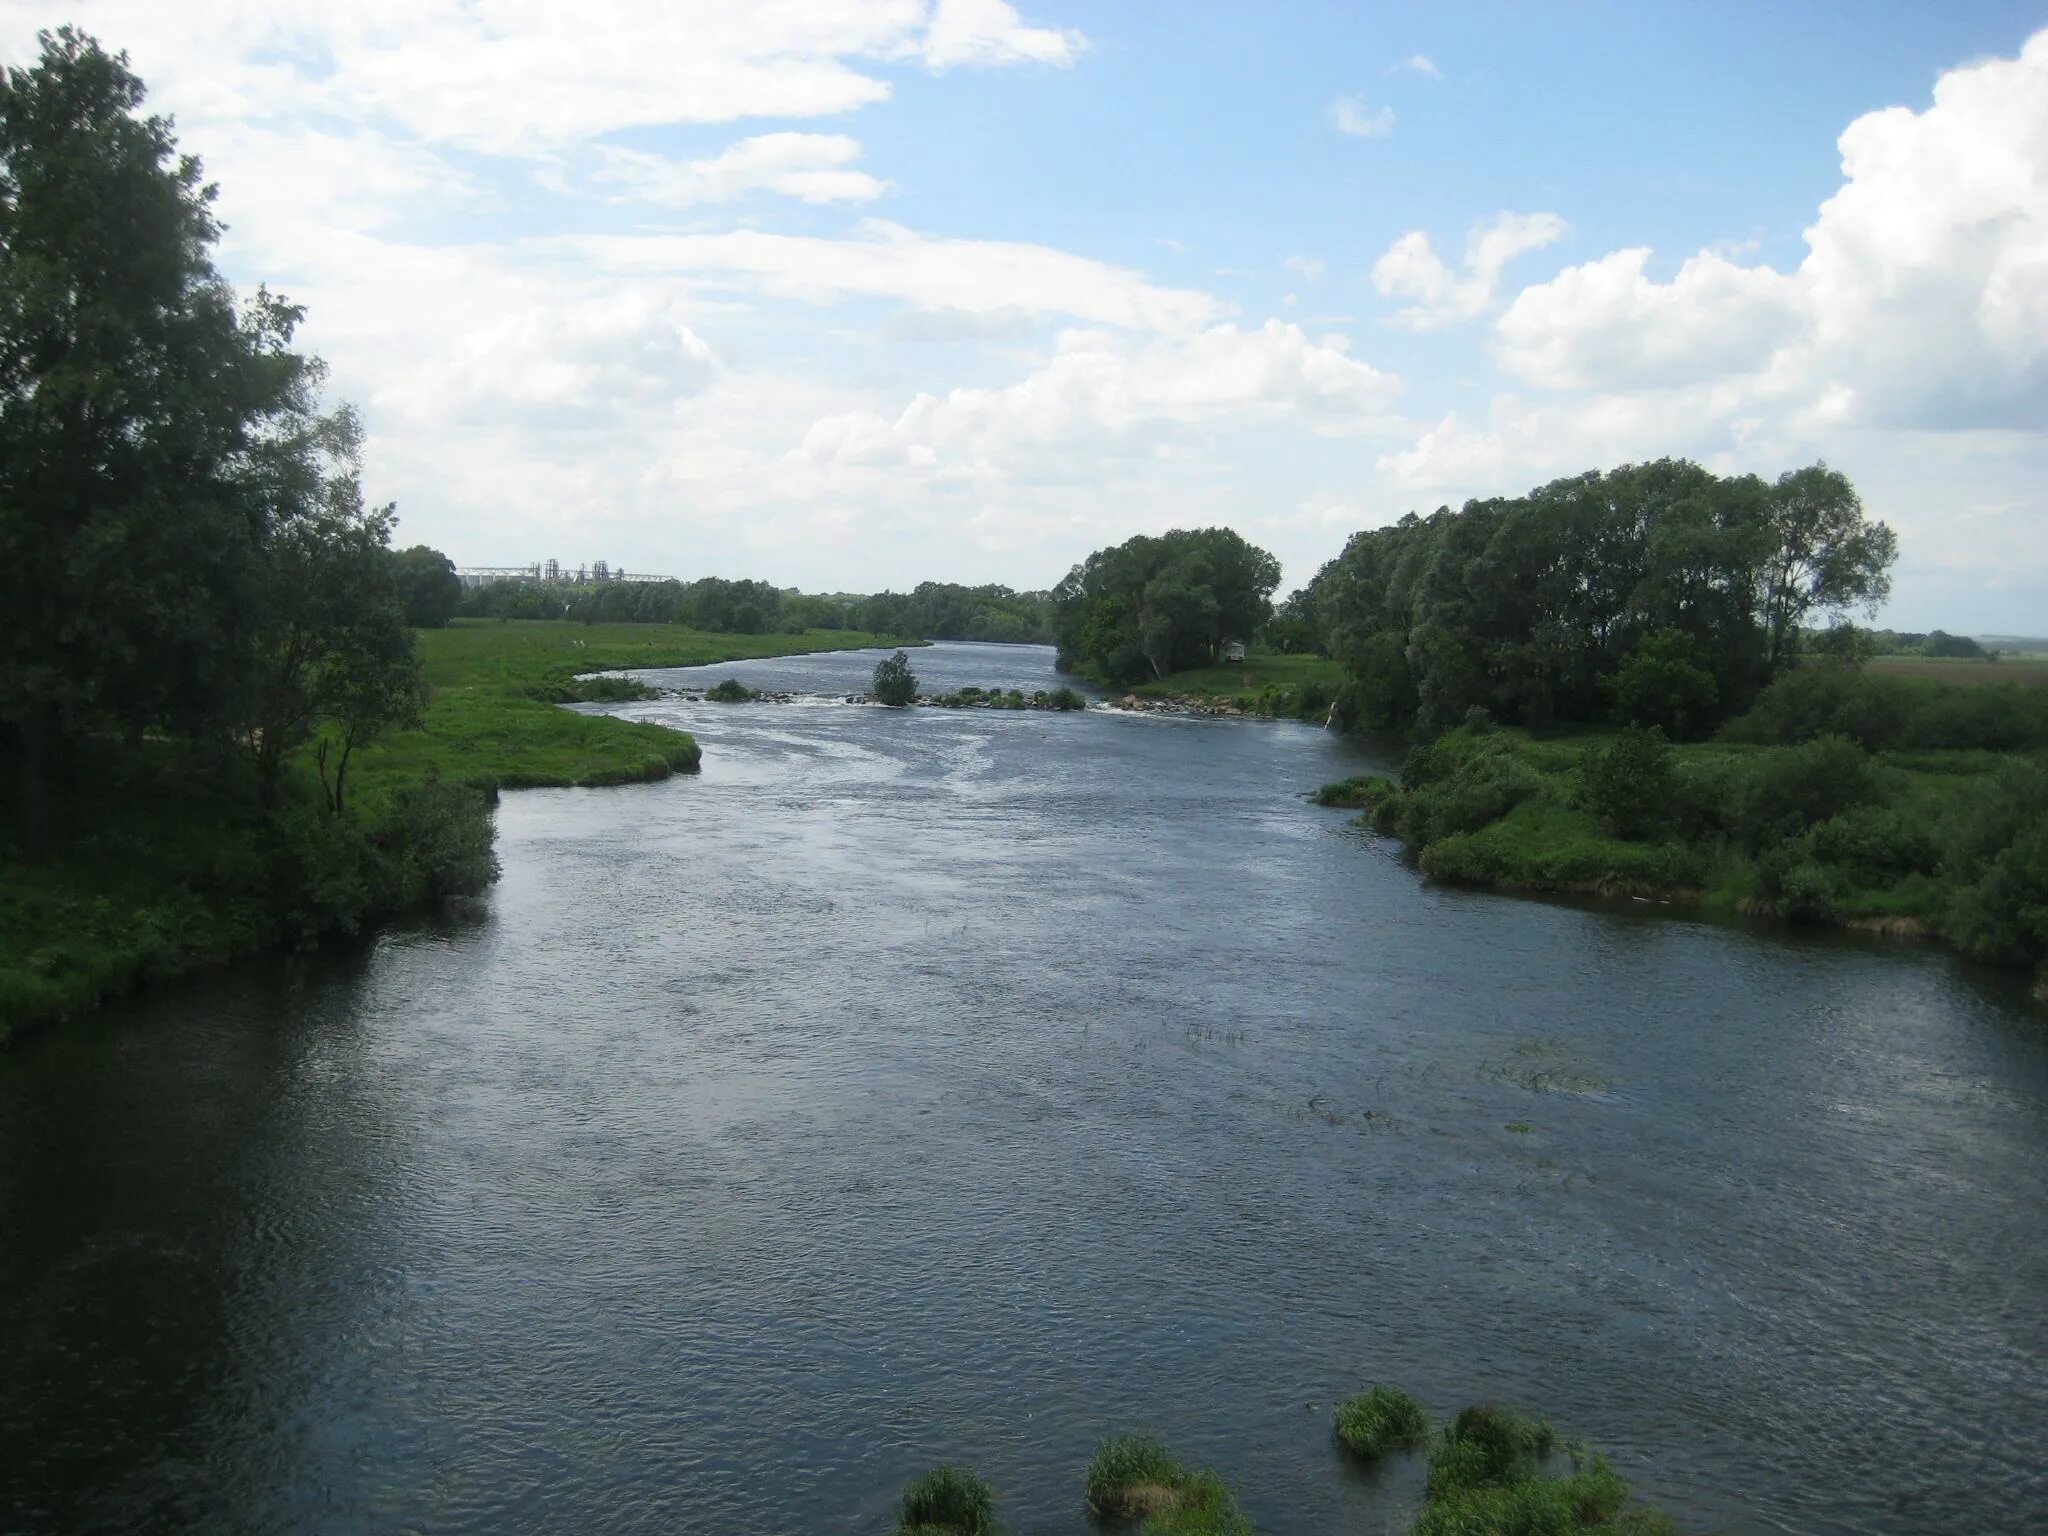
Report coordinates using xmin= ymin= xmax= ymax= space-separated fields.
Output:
xmin=915 ymin=0 xmax=1085 ymax=68
xmin=800 ymin=322 xmax=1401 ymax=473
xmin=1372 ymin=212 xmax=1568 ymax=328
xmin=1397 ymin=54 xmax=1441 ymax=79
xmin=1331 ymin=96 xmax=1396 ymax=138
xmin=566 ymin=221 xmax=1223 ymax=332
xmin=1490 ymin=30 xmax=2048 ymax=429
xmin=1285 ymin=255 xmax=1327 ymax=282
xmin=0 ymin=1 xmax=1086 ymax=156
xmin=1495 ymin=248 xmax=1804 ymax=389
xmin=597 ymin=134 xmax=886 ymax=207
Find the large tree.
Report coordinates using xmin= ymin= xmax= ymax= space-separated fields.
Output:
xmin=1052 ymin=527 xmax=1281 ymax=683
xmin=391 ymin=543 xmax=462 ymax=629
xmin=0 ymin=30 xmax=314 ymax=840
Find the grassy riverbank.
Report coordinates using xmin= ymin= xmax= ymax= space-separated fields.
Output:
xmin=1317 ymin=724 xmax=2048 ymax=997
xmin=1121 ymin=652 xmax=1348 ymax=719
xmin=0 ymin=622 xmax=904 ymax=1039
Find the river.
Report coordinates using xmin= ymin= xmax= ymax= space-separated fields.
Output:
xmin=3 ymin=642 xmax=2044 ymax=1535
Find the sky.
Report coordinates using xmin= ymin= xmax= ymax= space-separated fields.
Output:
xmin=3 ymin=2 xmax=2045 ymax=629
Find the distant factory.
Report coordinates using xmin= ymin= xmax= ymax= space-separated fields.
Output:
xmin=455 ymin=560 xmax=678 ymax=590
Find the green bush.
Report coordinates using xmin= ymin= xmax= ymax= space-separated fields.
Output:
xmin=1314 ymin=774 xmax=1395 ymax=809
xmin=898 ymin=1465 xmax=997 ymax=1536
xmin=1579 ymin=726 xmax=1672 ymax=839
xmin=387 ymin=779 xmax=500 ymax=901
xmin=873 ymin=650 xmax=919 ymax=706
xmin=1728 ymin=734 xmax=1878 ymax=850
xmin=1047 ymin=685 xmax=1086 ymax=711
xmin=705 ymin=677 xmax=758 ymax=702
xmin=1333 ymin=1384 xmax=1430 ymax=1459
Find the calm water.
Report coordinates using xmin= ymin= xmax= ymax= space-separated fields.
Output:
xmin=4 ymin=642 xmax=2045 ymax=1535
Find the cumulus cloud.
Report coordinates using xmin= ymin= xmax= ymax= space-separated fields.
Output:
xmin=597 ymin=134 xmax=886 ymax=207
xmin=799 ymin=322 xmax=1401 ymax=473
xmin=1331 ymin=96 xmax=1396 ymax=138
xmin=1372 ymin=212 xmax=1569 ymax=328
xmin=916 ymin=0 xmax=1085 ymax=68
xmin=1491 ymin=30 xmax=2048 ymax=430
xmin=1396 ymin=54 xmax=1441 ymax=78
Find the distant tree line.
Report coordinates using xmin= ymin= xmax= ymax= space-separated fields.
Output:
xmin=460 ymin=575 xmax=1053 ymax=642
xmin=1286 ymin=458 xmax=1897 ymax=736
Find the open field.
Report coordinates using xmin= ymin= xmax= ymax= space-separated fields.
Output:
xmin=1871 ymin=655 xmax=2048 ymax=686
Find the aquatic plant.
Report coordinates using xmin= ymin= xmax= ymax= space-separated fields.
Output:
xmin=1136 ymin=1468 xmax=1251 ymax=1536
xmin=898 ymin=1465 xmax=997 ymax=1535
xmin=1425 ymin=1405 xmax=1560 ymax=1499
xmin=1085 ymin=1434 xmax=1187 ymax=1517
xmin=1412 ymin=1457 xmax=1673 ymax=1536
xmin=1332 ymin=1384 xmax=1430 ymax=1459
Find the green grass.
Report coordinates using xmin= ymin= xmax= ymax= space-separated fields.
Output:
xmin=898 ymin=1465 xmax=998 ymax=1536
xmin=1128 ymin=652 xmax=1347 ymax=718
xmin=1086 ymin=1435 xmax=1189 ymax=1518
xmin=1333 ymin=1385 xmax=1431 ymax=1460
xmin=1871 ymin=655 xmax=2048 ymax=687
xmin=347 ymin=620 xmax=906 ymax=797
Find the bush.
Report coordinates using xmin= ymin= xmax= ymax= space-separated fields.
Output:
xmin=1085 ymin=1435 xmax=1186 ymax=1518
xmin=1137 ymin=1468 xmax=1251 ymax=1536
xmin=1333 ymin=1384 xmax=1430 ymax=1459
xmin=898 ymin=1465 xmax=996 ymax=1536
xmin=1728 ymin=734 xmax=1878 ymax=850
xmin=873 ymin=650 xmax=919 ymax=706
xmin=1047 ymin=686 xmax=1086 ymax=711
xmin=387 ymin=779 xmax=500 ymax=901
xmin=705 ymin=677 xmax=758 ymax=702
xmin=1611 ymin=629 xmax=1718 ymax=739
xmin=1394 ymin=732 xmax=1544 ymax=845
xmin=1579 ymin=726 xmax=1672 ymax=839
xmin=1314 ymin=774 xmax=1395 ymax=809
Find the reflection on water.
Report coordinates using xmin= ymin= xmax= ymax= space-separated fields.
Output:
xmin=3 ymin=644 xmax=2045 ymax=1535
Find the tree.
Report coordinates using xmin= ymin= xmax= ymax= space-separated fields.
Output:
xmin=1580 ymin=726 xmax=1673 ymax=840
xmin=1756 ymin=463 xmax=1897 ymax=671
xmin=1610 ymin=629 xmax=1719 ymax=739
xmin=0 ymin=30 xmax=313 ymax=841
xmin=1050 ymin=527 xmax=1281 ymax=683
xmin=871 ymin=649 xmax=917 ymax=705
xmin=391 ymin=544 xmax=461 ymax=628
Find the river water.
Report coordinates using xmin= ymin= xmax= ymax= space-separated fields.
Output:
xmin=3 ymin=642 xmax=2044 ymax=1535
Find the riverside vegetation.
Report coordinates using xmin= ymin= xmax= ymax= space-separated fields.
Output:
xmin=892 ymin=1387 xmax=1672 ymax=1534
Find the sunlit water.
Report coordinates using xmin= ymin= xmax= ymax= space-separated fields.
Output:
xmin=4 ymin=643 xmax=2044 ymax=1535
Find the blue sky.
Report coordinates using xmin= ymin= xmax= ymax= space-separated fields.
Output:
xmin=5 ymin=2 xmax=2045 ymax=628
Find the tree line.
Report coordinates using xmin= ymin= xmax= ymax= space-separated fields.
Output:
xmin=0 ymin=32 xmax=441 ymax=841
xmin=1049 ymin=527 xmax=1281 ymax=682
xmin=459 ymin=574 xmax=1052 ymax=643
xmin=1289 ymin=458 xmax=1896 ymax=735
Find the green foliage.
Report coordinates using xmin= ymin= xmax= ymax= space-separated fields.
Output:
xmin=1610 ymin=631 xmax=1718 ymax=739
xmin=1579 ymin=727 xmax=1672 ymax=840
xmin=1425 ymin=1407 xmax=1560 ymax=1499
xmin=705 ymin=677 xmax=759 ymax=702
xmin=1725 ymin=665 xmax=2048 ymax=752
xmin=391 ymin=545 xmax=462 ymax=628
xmin=1726 ymin=735 xmax=1877 ymax=851
xmin=897 ymin=1466 xmax=997 ymax=1536
xmin=1053 ymin=528 xmax=1282 ymax=683
xmin=872 ymin=650 xmax=919 ymax=706
xmin=1301 ymin=458 xmax=1894 ymax=736
xmin=1085 ymin=1435 xmax=1187 ymax=1517
xmin=1392 ymin=730 xmax=1544 ymax=846
xmin=1137 ymin=1468 xmax=1252 ymax=1536
xmin=1412 ymin=1459 xmax=1671 ymax=1536
xmin=1047 ymin=685 xmax=1086 ymax=711
xmin=1333 ymin=1385 xmax=1430 ymax=1459
xmin=1313 ymin=774 xmax=1395 ymax=809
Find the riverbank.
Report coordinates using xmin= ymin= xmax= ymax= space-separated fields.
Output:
xmin=1091 ymin=653 xmax=1347 ymax=720
xmin=1316 ymin=724 xmax=2048 ymax=1000
xmin=0 ymin=622 xmax=908 ymax=1040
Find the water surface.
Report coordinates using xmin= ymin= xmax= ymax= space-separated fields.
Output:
xmin=4 ymin=642 xmax=2044 ymax=1535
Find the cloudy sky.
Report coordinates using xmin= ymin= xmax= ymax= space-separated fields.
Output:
xmin=5 ymin=3 xmax=2045 ymax=627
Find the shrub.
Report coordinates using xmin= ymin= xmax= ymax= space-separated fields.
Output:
xmin=1728 ymin=734 xmax=1878 ymax=851
xmin=1085 ymin=1435 xmax=1186 ymax=1518
xmin=705 ymin=677 xmax=758 ymax=702
xmin=873 ymin=650 xmax=919 ymax=706
xmin=1579 ymin=727 xmax=1672 ymax=840
xmin=1047 ymin=686 xmax=1086 ymax=711
xmin=388 ymin=779 xmax=500 ymax=901
xmin=1314 ymin=774 xmax=1394 ymax=809
xmin=1611 ymin=629 xmax=1718 ymax=739
xmin=1333 ymin=1384 xmax=1430 ymax=1459
xmin=1803 ymin=804 xmax=1939 ymax=887
xmin=898 ymin=1465 xmax=996 ymax=1536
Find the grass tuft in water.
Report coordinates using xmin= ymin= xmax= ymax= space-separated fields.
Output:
xmin=1135 ymin=1467 xmax=1252 ymax=1536
xmin=1332 ymin=1384 xmax=1431 ymax=1460
xmin=704 ymin=677 xmax=759 ymax=702
xmin=1425 ymin=1405 xmax=1560 ymax=1499
xmin=1413 ymin=1456 xmax=1673 ymax=1536
xmin=899 ymin=1465 xmax=998 ymax=1535
xmin=1081 ymin=1438 xmax=1250 ymax=1534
